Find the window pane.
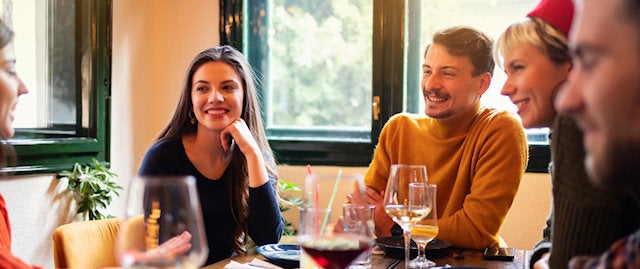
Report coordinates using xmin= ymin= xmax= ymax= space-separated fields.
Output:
xmin=0 ymin=0 xmax=110 ymax=174
xmin=11 ymin=0 xmax=77 ymax=130
xmin=268 ymin=1 xmax=373 ymax=134
xmin=410 ymin=0 xmax=548 ymax=143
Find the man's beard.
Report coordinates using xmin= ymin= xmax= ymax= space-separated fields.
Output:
xmin=588 ymin=140 xmax=640 ymax=189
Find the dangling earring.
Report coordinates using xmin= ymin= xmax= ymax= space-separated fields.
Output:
xmin=189 ymin=110 xmax=197 ymax=125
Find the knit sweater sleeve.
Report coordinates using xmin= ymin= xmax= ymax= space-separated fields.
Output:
xmin=0 ymin=196 xmax=44 ymax=269
xmin=436 ymin=111 xmax=528 ymax=249
xmin=248 ymin=181 xmax=284 ymax=245
xmin=530 ymin=208 xmax=553 ymax=268
xmin=364 ymin=115 xmax=398 ymax=193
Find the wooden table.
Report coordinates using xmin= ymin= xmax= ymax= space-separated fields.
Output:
xmin=203 ymin=248 xmax=530 ymax=269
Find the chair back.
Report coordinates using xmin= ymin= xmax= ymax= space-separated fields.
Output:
xmin=52 ymin=218 xmax=122 ymax=269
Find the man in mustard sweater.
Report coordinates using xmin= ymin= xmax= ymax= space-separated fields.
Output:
xmin=350 ymin=26 xmax=528 ymax=250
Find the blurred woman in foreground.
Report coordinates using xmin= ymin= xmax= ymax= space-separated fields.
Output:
xmin=0 ymin=18 xmax=40 ymax=268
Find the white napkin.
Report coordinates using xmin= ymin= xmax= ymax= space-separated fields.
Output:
xmin=224 ymin=258 xmax=284 ymax=269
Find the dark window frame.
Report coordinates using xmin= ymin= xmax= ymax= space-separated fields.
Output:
xmin=6 ymin=0 xmax=111 ymax=174
xmin=220 ymin=0 xmax=549 ymax=172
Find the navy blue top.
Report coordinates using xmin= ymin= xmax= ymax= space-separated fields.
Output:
xmin=139 ymin=138 xmax=283 ymax=265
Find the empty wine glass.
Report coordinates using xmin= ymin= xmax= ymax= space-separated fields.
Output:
xmin=383 ymin=164 xmax=430 ymax=269
xmin=409 ymin=184 xmax=438 ymax=268
xmin=116 ymin=175 xmax=208 ymax=269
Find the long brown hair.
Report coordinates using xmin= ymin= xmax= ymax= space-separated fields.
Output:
xmin=156 ymin=45 xmax=278 ymax=254
xmin=0 ymin=18 xmax=15 ymax=170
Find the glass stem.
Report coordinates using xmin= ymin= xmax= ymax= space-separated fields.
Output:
xmin=417 ymin=242 xmax=426 ymax=261
xmin=403 ymin=228 xmax=411 ymax=269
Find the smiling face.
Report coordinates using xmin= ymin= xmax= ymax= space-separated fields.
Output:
xmin=421 ymin=44 xmax=490 ymax=119
xmin=191 ymin=61 xmax=244 ymax=132
xmin=501 ymin=43 xmax=571 ymax=128
xmin=0 ymin=42 xmax=28 ymax=138
xmin=555 ymin=0 xmax=640 ymax=185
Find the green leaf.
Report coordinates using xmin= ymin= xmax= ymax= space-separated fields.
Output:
xmin=57 ymin=158 xmax=122 ymax=221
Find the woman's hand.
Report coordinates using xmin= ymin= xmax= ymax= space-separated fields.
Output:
xmin=126 ymin=231 xmax=192 ymax=264
xmin=220 ymin=118 xmax=260 ymax=158
xmin=533 ymin=252 xmax=550 ymax=269
xmin=220 ymin=118 xmax=269 ymax=187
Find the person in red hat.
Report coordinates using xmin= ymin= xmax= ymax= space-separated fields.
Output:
xmin=494 ymin=0 xmax=640 ymax=268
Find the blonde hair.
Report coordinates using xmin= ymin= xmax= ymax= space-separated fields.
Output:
xmin=494 ymin=17 xmax=570 ymax=69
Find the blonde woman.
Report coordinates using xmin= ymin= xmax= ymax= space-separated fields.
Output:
xmin=495 ymin=0 xmax=640 ymax=268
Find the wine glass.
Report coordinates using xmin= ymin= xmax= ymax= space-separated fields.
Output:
xmin=298 ymin=172 xmax=372 ymax=269
xmin=383 ymin=164 xmax=430 ymax=269
xmin=116 ymin=175 xmax=208 ymax=269
xmin=409 ymin=184 xmax=438 ymax=268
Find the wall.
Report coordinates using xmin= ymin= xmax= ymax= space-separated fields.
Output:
xmin=0 ymin=0 xmax=550 ymax=267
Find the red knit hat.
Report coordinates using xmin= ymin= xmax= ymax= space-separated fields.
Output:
xmin=527 ymin=0 xmax=574 ymax=36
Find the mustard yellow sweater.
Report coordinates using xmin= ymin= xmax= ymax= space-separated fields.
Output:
xmin=366 ymin=103 xmax=528 ymax=249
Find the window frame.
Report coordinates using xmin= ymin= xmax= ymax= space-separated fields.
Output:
xmin=220 ymin=0 xmax=549 ymax=172
xmin=6 ymin=0 xmax=111 ymax=174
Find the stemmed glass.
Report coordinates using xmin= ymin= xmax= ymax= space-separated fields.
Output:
xmin=116 ymin=175 xmax=208 ymax=269
xmin=409 ymin=184 xmax=438 ymax=268
xmin=383 ymin=164 xmax=430 ymax=269
xmin=298 ymin=172 xmax=372 ymax=269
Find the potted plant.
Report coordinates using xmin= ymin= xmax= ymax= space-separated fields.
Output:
xmin=277 ymin=180 xmax=302 ymax=236
xmin=57 ymin=159 xmax=123 ymax=221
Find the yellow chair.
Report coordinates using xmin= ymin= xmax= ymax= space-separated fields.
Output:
xmin=52 ymin=218 xmax=123 ymax=269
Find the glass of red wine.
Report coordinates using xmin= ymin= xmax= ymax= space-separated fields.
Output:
xmin=298 ymin=172 xmax=371 ymax=269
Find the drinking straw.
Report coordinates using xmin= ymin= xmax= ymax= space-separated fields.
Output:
xmin=307 ymin=164 xmax=320 ymax=233
xmin=320 ymin=169 xmax=342 ymax=234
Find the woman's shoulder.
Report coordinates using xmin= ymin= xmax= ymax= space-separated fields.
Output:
xmin=139 ymin=137 xmax=189 ymax=176
xmin=141 ymin=138 xmax=185 ymax=164
xmin=147 ymin=137 xmax=183 ymax=153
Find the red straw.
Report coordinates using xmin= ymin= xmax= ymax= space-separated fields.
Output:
xmin=307 ymin=164 xmax=320 ymax=234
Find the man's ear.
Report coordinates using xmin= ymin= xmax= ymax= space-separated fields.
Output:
xmin=477 ymin=72 xmax=492 ymax=95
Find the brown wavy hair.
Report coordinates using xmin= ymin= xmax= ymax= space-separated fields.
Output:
xmin=427 ymin=26 xmax=495 ymax=77
xmin=155 ymin=45 xmax=278 ymax=254
xmin=0 ymin=18 xmax=15 ymax=171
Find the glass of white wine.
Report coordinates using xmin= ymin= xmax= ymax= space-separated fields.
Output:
xmin=383 ymin=164 xmax=431 ymax=269
xmin=409 ymin=184 xmax=438 ymax=268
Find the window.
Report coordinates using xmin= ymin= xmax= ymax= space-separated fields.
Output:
xmin=2 ymin=0 xmax=111 ymax=174
xmin=221 ymin=0 xmax=550 ymax=172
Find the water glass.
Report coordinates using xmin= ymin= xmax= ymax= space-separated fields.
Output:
xmin=343 ymin=204 xmax=375 ymax=269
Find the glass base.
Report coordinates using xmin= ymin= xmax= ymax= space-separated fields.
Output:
xmin=408 ymin=257 xmax=436 ymax=268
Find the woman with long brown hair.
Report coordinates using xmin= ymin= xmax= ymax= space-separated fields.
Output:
xmin=139 ymin=45 xmax=283 ymax=265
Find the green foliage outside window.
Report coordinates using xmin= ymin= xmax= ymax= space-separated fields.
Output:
xmin=269 ymin=0 xmax=372 ymax=129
